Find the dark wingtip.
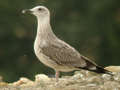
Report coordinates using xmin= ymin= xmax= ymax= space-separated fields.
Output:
xmin=96 ymin=66 xmax=114 ymax=76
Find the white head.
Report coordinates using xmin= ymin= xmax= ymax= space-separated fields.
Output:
xmin=22 ymin=6 xmax=50 ymax=19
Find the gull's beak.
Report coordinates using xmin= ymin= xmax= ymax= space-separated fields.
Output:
xmin=22 ymin=9 xmax=33 ymax=14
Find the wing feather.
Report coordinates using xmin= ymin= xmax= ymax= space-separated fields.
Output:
xmin=40 ymin=39 xmax=87 ymax=68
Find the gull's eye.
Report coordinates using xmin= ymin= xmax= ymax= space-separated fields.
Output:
xmin=38 ymin=8 xmax=42 ymax=11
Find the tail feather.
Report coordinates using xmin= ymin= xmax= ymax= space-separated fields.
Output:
xmin=79 ymin=66 xmax=113 ymax=76
xmin=79 ymin=56 xmax=113 ymax=76
xmin=93 ymin=66 xmax=113 ymax=76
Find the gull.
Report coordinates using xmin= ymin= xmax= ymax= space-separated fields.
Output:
xmin=22 ymin=6 xmax=112 ymax=81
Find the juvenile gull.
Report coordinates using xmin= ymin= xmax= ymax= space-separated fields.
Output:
xmin=22 ymin=6 xmax=112 ymax=81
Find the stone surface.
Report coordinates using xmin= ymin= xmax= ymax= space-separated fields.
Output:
xmin=105 ymin=66 xmax=120 ymax=72
xmin=12 ymin=77 xmax=34 ymax=86
xmin=0 ymin=68 xmax=120 ymax=90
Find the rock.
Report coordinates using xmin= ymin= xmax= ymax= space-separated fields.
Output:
xmin=87 ymin=76 xmax=103 ymax=85
xmin=12 ymin=77 xmax=34 ymax=86
xmin=72 ymin=72 xmax=85 ymax=81
xmin=101 ymin=74 xmax=113 ymax=81
xmin=1 ymin=68 xmax=120 ymax=90
xmin=113 ymin=72 xmax=120 ymax=81
xmin=105 ymin=66 xmax=120 ymax=72
xmin=103 ymin=81 xmax=120 ymax=89
xmin=35 ymin=74 xmax=51 ymax=84
xmin=0 ymin=82 xmax=8 ymax=86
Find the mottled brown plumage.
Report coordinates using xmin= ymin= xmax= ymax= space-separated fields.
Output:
xmin=23 ymin=6 xmax=112 ymax=81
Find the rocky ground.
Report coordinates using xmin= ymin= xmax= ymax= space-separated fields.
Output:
xmin=0 ymin=66 xmax=120 ymax=90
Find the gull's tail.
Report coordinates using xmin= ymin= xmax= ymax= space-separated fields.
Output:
xmin=78 ymin=65 xmax=113 ymax=76
xmin=78 ymin=56 xmax=113 ymax=76
xmin=90 ymin=66 xmax=113 ymax=76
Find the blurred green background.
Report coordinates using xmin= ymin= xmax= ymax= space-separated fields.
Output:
xmin=0 ymin=0 xmax=120 ymax=82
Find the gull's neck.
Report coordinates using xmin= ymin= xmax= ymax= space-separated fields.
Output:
xmin=34 ymin=16 xmax=57 ymax=53
xmin=36 ymin=16 xmax=56 ymax=40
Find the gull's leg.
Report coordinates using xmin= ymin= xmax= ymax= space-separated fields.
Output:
xmin=55 ymin=71 xmax=60 ymax=82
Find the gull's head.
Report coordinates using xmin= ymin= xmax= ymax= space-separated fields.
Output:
xmin=22 ymin=6 xmax=50 ymax=18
